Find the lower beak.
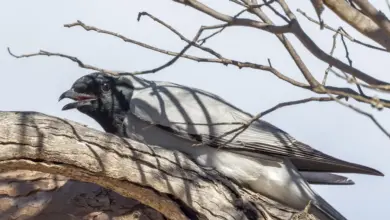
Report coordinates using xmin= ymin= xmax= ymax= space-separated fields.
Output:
xmin=61 ymin=101 xmax=83 ymax=111
xmin=58 ymin=89 xmax=96 ymax=111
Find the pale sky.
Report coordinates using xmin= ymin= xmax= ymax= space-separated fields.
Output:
xmin=1 ymin=1 xmax=390 ymax=219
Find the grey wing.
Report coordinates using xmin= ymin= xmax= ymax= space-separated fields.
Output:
xmin=129 ymin=81 xmax=383 ymax=176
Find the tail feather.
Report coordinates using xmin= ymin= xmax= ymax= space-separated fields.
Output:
xmin=300 ymin=172 xmax=355 ymax=185
xmin=291 ymin=157 xmax=384 ymax=176
xmin=292 ymin=142 xmax=384 ymax=176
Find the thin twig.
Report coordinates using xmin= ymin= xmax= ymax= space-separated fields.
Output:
xmin=133 ymin=24 xmax=212 ymax=75
xmin=177 ymin=0 xmax=390 ymax=88
xmin=265 ymin=0 xmax=290 ymax=23
xmin=328 ymin=94 xmax=390 ymax=139
xmin=7 ymin=47 xmax=122 ymax=75
xmin=323 ymin=28 xmax=340 ymax=85
xmin=340 ymin=34 xmax=365 ymax=95
xmin=309 ymin=0 xmax=325 ymax=29
xmin=138 ymin=12 xmax=224 ymax=59
xmin=340 ymin=34 xmax=352 ymax=67
xmin=197 ymin=11 xmax=244 ymax=46
xmin=197 ymin=25 xmax=227 ymax=46
xmin=197 ymin=1 xmax=277 ymax=45
xmin=10 ymin=18 xmax=390 ymax=109
xmin=323 ymin=28 xmax=367 ymax=96
xmin=328 ymin=68 xmax=390 ymax=94
xmin=387 ymin=0 xmax=390 ymax=13
xmin=275 ymin=0 xmax=295 ymax=21
xmin=193 ymin=96 xmax=343 ymax=148
xmin=63 ymin=20 xmax=310 ymax=88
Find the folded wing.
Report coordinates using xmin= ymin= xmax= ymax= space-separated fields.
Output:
xmin=129 ymin=79 xmax=383 ymax=176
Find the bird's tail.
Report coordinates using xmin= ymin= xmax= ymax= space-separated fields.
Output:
xmin=300 ymin=172 xmax=355 ymax=185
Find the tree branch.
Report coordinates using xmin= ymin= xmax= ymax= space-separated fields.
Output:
xmin=8 ymin=42 xmax=390 ymax=108
xmin=351 ymin=0 xmax=390 ymax=38
xmin=323 ymin=0 xmax=390 ymax=50
xmin=194 ymin=96 xmax=343 ymax=148
xmin=0 ymin=170 xmax=166 ymax=220
xmin=175 ymin=0 xmax=390 ymax=87
xmin=296 ymin=8 xmax=387 ymax=52
xmin=0 ymin=111 xmax=310 ymax=220
xmin=7 ymin=47 xmax=121 ymax=76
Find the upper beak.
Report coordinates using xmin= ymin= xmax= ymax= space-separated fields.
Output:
xmin=59 ymin=89 xmax=79 ymax=102
xmin=58 ymin=89 xmax=97 ymax=111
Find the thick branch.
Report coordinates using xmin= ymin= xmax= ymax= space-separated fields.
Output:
xmin=174 ymin=0 xmax=390 ymax=87
xmin=0 ymin=111 xmax=305 ymax=220
xmin=324 ymin=0 xmax=390 ymax=50
xmin=172 ymin=0 xmax=291 ymax=33
xmin=351 ymin=0 xmax=390 ymax=38
xmin=0 ymin=170 xmax=165 ymax=220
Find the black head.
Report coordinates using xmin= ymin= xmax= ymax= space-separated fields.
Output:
xmin=59 ymin=72 xmax=134 ymax=135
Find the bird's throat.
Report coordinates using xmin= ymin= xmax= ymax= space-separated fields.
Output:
xmin=86 ymin=110 xmax=127 ymax=136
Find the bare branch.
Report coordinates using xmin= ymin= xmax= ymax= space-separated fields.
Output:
xmin=235 ymin=0 xmax=321 ymax=88
xmin=197 ymin=25 xmax=227 ymax=45
xmin=137 ymin=12 xmax=223 ymax=59
xmin=264 ymin=0 xmax=291 ymax=23
xmin=327 ymin=94 xmax=390 ymax=139
xmin=322 ymin=28 xmax=340 ymax=85
xmin=275 ymin=0 xmax=296 ymax=21
xmin=7 ymin=47 xmax=121 ymax=76
xmin=310 ymin=0 xmax=325 ymax=29
xmin=296 ymin=8 xmax=387 ymax=52
xmin=199 ymin=93 xmax=389 ymax=149
xmin=339 ymin=34 xmax=365 ymax=96
xmin=387 ymin=0 xmax=390 ymax=13
xmin=323 ymin=0 xmax=390 ymax=50
xmin=239 ymin=0 xmax=390 ymax=87
xmin=329 ymin=68 xmax=390 ymax=95
xmin=0 ymin=111 xmax=310 ymax=220
xmin=351 ymin=0 xmax=390 ymax=38
xmin=0 ymin=170 xmax=165 ymax=220
xmin=172 ymin=0 xmax=292 ymax=33
xmin=11 ymin=19 xmax=390 ymax=109
xmin=194 ymin=96 xmax=343 ymax=148
xmin=63 ymin=20 xmax=311 ymax=89
xmin=197 ymin=0 xmax=280 ymax=45
xmin=196 ymin=3 xmax=273 ymax=45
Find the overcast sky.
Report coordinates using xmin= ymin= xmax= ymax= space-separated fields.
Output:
xmin=1 ymin=1 xmax=390 ymax=219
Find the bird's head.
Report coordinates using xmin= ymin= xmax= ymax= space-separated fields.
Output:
xmin=58 ymin=72 xmax=134 ymax=134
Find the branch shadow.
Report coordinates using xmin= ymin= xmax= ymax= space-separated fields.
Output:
xmin=0 ymin=170 xmax=165 ymax=220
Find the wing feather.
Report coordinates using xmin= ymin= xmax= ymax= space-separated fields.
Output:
xmin=128 ymin=78 xmax=383 ymax=176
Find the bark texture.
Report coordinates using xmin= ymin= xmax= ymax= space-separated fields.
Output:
xmin=0 ymin=111 xmax=312 ymax=220
xmin=324 ymin=0 xmax=390 ymax=50
xmin=0 ymin=170 xmax=165 ymax=220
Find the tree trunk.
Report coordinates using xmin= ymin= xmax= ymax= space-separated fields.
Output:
xmin=0 ymin=111 xmax=312 ymax=220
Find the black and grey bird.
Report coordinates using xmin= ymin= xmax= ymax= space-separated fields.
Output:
xmin=59 ymin=72 xmax=384 ymax=220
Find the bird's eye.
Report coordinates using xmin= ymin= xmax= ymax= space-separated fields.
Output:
xmin=101 ymin=82 xmax=111 ymax=92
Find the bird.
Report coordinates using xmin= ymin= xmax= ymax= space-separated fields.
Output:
xmin=59 ymin=71 xmax=384 ymax=220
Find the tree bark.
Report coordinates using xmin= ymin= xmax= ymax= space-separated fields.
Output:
xmin=324 ymin=0 xmax=390 ymax=51
xmin=0 ymin=170 xmax=165 ymax=220
xmin=0 ymin=111 xmax=312 ymax=220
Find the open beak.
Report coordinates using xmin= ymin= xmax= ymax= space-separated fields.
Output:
xmin=58 ymin=89 xmax=97 ymax=111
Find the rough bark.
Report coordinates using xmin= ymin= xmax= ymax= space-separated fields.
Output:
xmin=0 ymin=170 xmax=165 ymax=220
xmin=324 ymin=0 xmax=390 ymax=50
xmin=0 ymin=111 xmax=311 ymax=220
